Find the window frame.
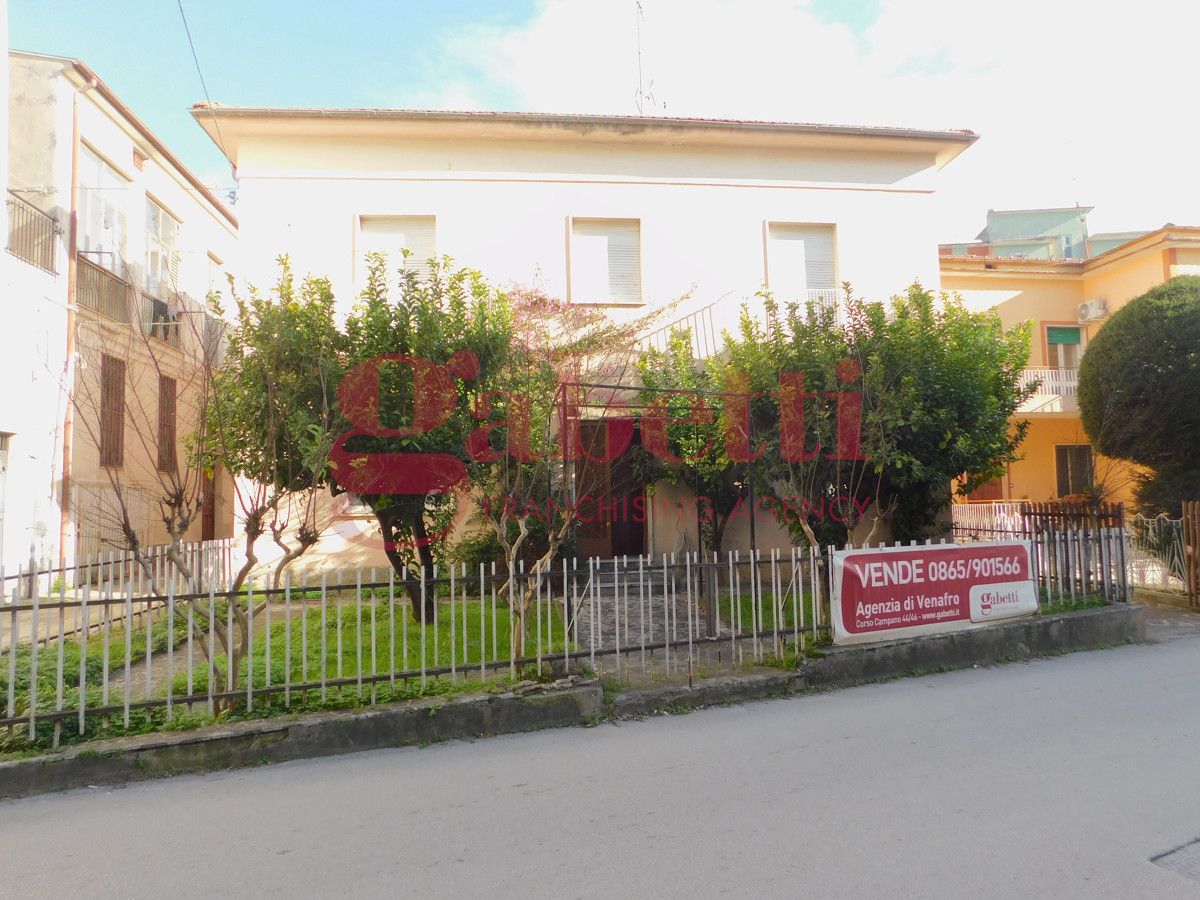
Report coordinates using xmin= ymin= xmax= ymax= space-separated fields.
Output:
xmin=145 ymin=195 xmax=180 ymax=302
xmin=763 ymin=221 xmax=839 ymax=307
xmin=356 ymin=214 xmax=437 ymax=284
xmin=1055 ymin=444 xmax=1094 ymax=497
xmin=78 ymin=145 xmax=130 ymax=276
xmin=1044 ymin=323 xmax=1084 ymax=369
xmin=157 ymin=375 xmax=177 ymax=474
xmin=99 ymin=354 xmax=126 ymax=468
xmin=567 ymin=216 xmax=643 ymax=306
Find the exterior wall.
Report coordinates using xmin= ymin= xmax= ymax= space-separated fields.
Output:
xmin=222 ymin=119 xmax=956 ymax=557
xmin=65 ymin=75 xmax=238 ymax=553
xmin=231 ymin=130 xmax=947 ymax=326
xmin=984 ymin=209 xmax=1088 ymax=253
xmin=1007 ymin=418 xmax=1138 ymax=507
xmin=3 ymin=56 xmax=72 ymax=576
xmin=940 ymin=273 xmax=1084 ymax=366
xmin=1173 ymin=247 xmax=1200 ymax=277
xmin=1081 ymin=251 xmax=1169 ymax=316
xmin=0 ymin=260 xmax=68 ymax=576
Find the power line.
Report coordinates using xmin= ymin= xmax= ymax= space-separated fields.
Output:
xmin=175 ymin=0 xmax=232 ymax=178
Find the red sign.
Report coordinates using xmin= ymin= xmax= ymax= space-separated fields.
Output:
xmin=831 ymin=541 xmax=1037 ymax=645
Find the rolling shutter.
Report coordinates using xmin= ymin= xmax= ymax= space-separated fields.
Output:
xmin=359 ymin=215 xmax=437 ymax=281
xmin=766 ymin=223 xmax=837 ymax=301
xmin=570 ymin=218 xmax=642 ymax=304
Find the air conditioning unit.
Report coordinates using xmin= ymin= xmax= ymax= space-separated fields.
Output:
xmin=1077 ymin=299 xmax=1108 ymax=324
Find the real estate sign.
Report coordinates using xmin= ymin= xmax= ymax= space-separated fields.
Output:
xmin=831 ymin=541 xmax=1038 ymax=646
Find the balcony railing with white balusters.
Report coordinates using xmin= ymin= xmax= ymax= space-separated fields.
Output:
xmin=1015 ymin=367 xmax=1079 ymax=414
xmin=1019 ymin=367 xmax=1078 ymax=396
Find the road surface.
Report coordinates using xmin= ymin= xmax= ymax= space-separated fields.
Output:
xmin=2 ymin=604 xmax=1199 ymax=899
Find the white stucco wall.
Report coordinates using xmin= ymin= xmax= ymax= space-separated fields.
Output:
xmin=229 ymin=129 xmax=947 ymax=321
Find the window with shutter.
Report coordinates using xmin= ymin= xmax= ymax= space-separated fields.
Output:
xmin=358 ymin=215 xmax=437 ymax=282
xmin=100 ymin=355 xmax=126 ymax=468
xmin=1046 ymin=326 xmax=1082 ymax=368
xmin=158 ymin=376 xmax=177 ymax=473
xmin=569 ymin=218 xmax=642 ymax=304
xmin=765 ymin=223 xmax=837 ymax=307
xmin=1055 ymin=445 xmax=1093 ymax=496
xmin=146 ymin=197 xmax=180 ymax=301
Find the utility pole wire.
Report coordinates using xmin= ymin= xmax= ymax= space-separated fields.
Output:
xmin=176 ymin=0 xmax=233 ymax=184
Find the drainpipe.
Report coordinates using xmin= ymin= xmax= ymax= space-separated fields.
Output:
xmin=58 ymin=85 xmax=87 ymax=571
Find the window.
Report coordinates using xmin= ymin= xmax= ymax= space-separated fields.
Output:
xmin=142 ymin=294 xmax=179 ymax=346
xmin=358 ymin=215 xmax=436 ymax=282
xmin=569 ymin=218 xmax=642 ymax=304
xmin=99 ymin=355 xmax=125 ymax=468
xmin=78 ymin=146 xmax=129 ymax=275
xmin=1046 ymin=326 xmax=1082 ymax=368
xmin=157 ymin=376 xmax=177 ymax=473
xmin=145 ymin=198 xmax=179 ymax=300
xmin=1055 ymin=445 xmax=1093 ymax=497
xmin=765 ymin=223 xmax=837 ymax=308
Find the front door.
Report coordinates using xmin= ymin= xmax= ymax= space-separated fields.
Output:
xmin=576 ymin=420 xmax=645 ymax=559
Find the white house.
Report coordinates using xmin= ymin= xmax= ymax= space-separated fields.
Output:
xmin=193 ymin=106 xmax=976 ymax=558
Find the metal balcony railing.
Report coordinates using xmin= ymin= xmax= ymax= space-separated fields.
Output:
xmin=5 ymin=190 xmax=57 ymax=273
xmin=76 ymin=255 xmax=134 ymax=323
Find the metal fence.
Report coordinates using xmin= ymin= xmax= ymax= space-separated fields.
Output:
xmin=76 ymin=255 xmax=134 ymax=322
xmin=0 ymin=549 xmax=832 ymax=747
xmin=2 ymin=538 xmax=238 ymax=602
xmin=1128 ymin=514 xmax=1186 ymax=593
xmin=954 ymin=502 xmax=1129 ymax=603
xmin=2 ymin=533 xmax=1132 ymax=749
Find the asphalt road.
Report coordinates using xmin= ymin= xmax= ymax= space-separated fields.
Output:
xmin=3 ymin=606 xmax=1200 ymax=899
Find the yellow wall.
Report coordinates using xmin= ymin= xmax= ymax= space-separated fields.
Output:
xmin=1171 ymin=247 xmax=1200 ymax=277
xmin=940 ymin=274 xmax=1083 ymax=366
xmin=1081 ymin=251 xmax=1168 ymax=320
xmin=1005 ymin=418 xmax=1138 ymax=507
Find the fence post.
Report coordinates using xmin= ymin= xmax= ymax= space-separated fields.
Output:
xmin=1184 ymin=502 xmax=1200 ymax=608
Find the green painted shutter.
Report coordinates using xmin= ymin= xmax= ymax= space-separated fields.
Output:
xmin=1047 ymin=327 xmax=1081 ymax=344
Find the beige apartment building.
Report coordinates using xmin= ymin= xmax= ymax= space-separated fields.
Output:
xmin=3 ymin=51 xmax=238 ymax=577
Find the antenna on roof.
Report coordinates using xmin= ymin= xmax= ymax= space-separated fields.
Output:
xmin=634 ymin=1 xmax=659 ymax=115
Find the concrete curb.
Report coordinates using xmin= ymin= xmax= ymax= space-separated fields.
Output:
xmin=0 ymin=603 xmax=1144 ymax=801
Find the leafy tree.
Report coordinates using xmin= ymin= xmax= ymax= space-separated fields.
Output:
xmin=723 ymin=283 xmax=1032 ymax=546
xmin=210 ymin=257 xmax=344 ymax=591
xmin=337 ymin=252 xmax=514 ymax=621
xmin=459 ymin=287 xmax=651 ymax=651
xmin=1079 ymin=275 xmax=1200 ymax=515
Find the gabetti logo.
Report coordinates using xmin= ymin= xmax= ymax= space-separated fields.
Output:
xmin=329 ymin=350 xmax=867 ymax=550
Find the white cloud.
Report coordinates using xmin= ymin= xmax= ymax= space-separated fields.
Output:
xmin=405 ymin=0 xmax=1200 ymax=240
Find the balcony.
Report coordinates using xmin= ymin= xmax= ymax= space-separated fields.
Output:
xmin=76 ymin=255 xmax=134 ymax=323
xmin=6 ymin=190 xmax=57 ymax=273
xmin=1017 ymin=367 xmax=1078 ymax=415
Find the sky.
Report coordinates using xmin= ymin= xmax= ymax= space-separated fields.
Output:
xmin=10 ymin=0 xmax=1200 ymax=242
